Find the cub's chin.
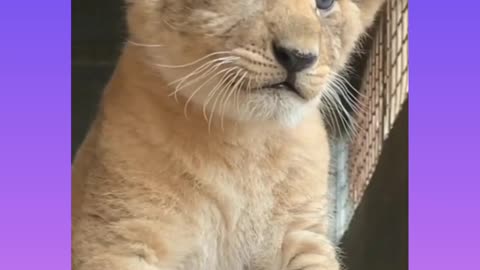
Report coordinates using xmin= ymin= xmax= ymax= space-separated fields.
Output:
xmin=200 ymin=87 xmax=320 ymax=128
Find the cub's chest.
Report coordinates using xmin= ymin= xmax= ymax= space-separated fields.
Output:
xmin=223 ymin=152 xmax=329 ymax=256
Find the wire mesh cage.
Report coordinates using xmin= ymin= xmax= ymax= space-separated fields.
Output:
xmin=349 ymin=0 xmax=409 ymax=208
xmin=332 ymin=0 xmax=409 ymax=241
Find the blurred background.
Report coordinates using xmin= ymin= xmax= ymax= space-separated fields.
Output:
xmin=72 ymin=0 xmax=126 ymax=156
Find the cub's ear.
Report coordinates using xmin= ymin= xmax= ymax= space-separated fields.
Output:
xmin=355 ymin=0 xmax=388 ymax=28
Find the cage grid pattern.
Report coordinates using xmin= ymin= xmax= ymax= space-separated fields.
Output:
xmin=348 ymin=0 xmax=409 ymax=207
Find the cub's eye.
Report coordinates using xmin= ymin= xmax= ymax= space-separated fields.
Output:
xmin=316 ymin=0 xmax=335 ymax=10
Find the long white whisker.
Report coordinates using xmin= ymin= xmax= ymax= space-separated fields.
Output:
xmin=329 ymin=78 xmax=366 ymax=115
xmin=202 ymin=67 xmax=238 ymax=122
xmin=219 ymin=70 xmax=241 ymax=130
xmin=220 ymin=70 xmax=245 ymax=129
xmin=208 ymin=69 xmax=240 ymax=131
xmin=127 ymin=40 xmax=165 ymax=48
xmin=332 ymin=71 xmax=367 ymax=98
xmin=245 ymin=73 xmax=258 ymax=118
xmin=168 ymin=57 xmax=237 ymax=100
xmin=226 ymin=70 xmax=247 ymax=114
xmin=203 ymin=72 xmax=228 ymax=125
xmin=324 ymin=88 xmax=358 ymax=141
xmin=321 ymin=94 xmax=343 ymax=139
xmin=155 ymin=52 xmax=235 ymax=69
xmin=169 ymin=56 xmax=237 ymax=90
xmin=234 ymin=71 xmax=249 ymax=113
xmin=167 ymin=59 xmax=217 ymax=101
xmin=183 ymin=67 xmax=231 ymax=118
xmin=329 ymin=89 xmax=365 ymax=138
xmin=174 ymin=59 xmax=229 ymax=93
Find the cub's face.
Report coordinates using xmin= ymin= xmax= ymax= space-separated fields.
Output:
xmin=127 ymin=0 xmax=384 ymax=126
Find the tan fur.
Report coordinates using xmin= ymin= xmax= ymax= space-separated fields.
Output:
xmin=72 ymin=0 xmax=386 ymax=269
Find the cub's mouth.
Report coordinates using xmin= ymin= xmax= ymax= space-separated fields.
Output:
xmin=262 ymin=81 xmax=305 ymax=99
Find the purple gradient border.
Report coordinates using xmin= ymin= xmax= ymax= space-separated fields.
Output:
xmin=0 ymin=1 xmax=479 ymax=269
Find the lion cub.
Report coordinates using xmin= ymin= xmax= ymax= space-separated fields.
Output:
xmin=72 ymin=0 xmax=386 ymax=269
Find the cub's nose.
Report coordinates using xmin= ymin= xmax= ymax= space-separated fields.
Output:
xmin=272 ymin=42 xmax=317 ymax=73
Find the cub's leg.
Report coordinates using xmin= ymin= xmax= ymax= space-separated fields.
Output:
xmin=277 ymin=200 xmax=341 ymax=270
xmin=281 ymin=230 xmax=340 ymax=270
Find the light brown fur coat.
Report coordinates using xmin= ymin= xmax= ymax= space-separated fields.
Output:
xmin=72 ymin=0 xmax=386 ymax=269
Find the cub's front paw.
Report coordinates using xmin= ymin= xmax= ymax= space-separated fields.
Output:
xmin=281 ymin=231 xmax=340 ymax=270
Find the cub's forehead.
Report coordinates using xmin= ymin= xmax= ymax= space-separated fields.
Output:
xmin=148 ymin=0 xmax=264 ymax=9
